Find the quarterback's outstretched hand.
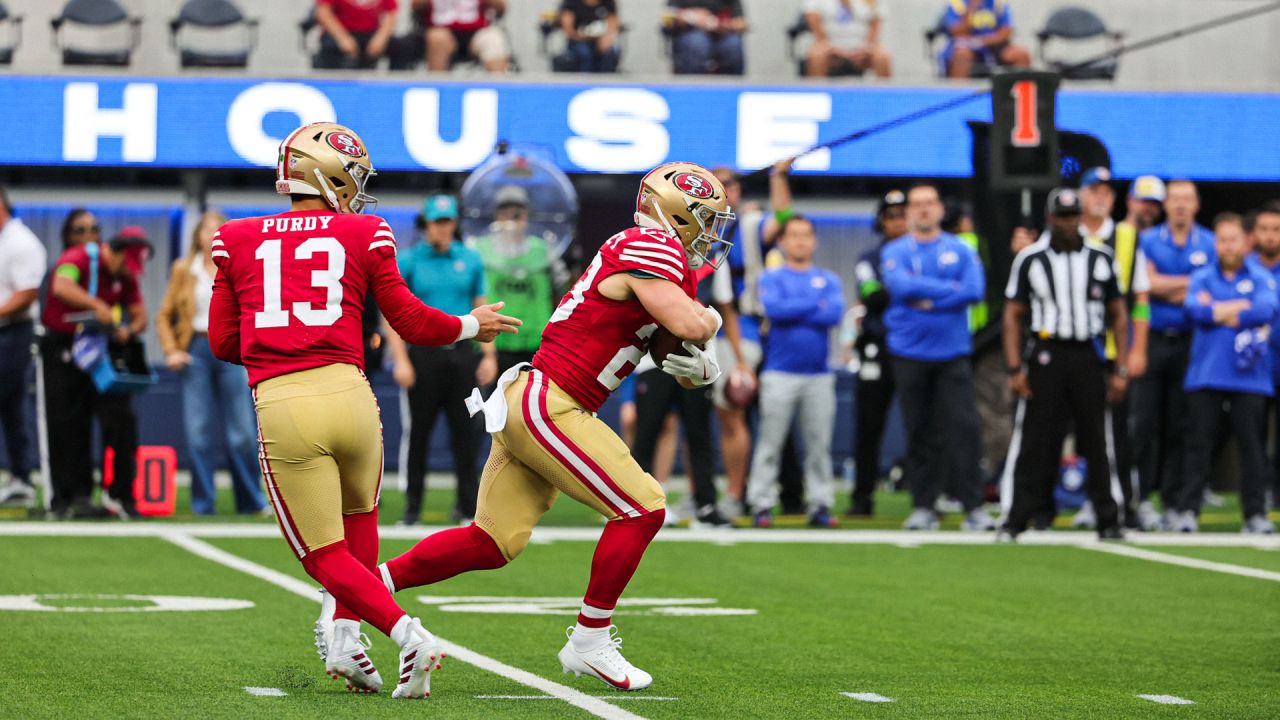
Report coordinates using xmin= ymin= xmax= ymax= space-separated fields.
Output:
xmin=662 ymin=341 xmax=721 ymax=387
xmin=471 ymin=301 xmax=523 ymax=343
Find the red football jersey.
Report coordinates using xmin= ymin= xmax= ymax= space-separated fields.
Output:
xmin=534 ymin=226 xmax=697 ymax=411
xmin=209 ymin=209 xmax=463 ymax=386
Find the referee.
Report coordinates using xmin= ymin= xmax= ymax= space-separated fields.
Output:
xmin=999 ymin=189 xmax=1127 ymax=541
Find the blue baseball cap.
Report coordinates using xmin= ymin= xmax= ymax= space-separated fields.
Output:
xmin=422 ymin=194 xmax=458 ymax=222
xmin=1080 ymin=167 xmax=1112 ymax=188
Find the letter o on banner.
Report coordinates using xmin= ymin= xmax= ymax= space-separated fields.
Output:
xmin=227 ymin=83 xmax=337 ymax=167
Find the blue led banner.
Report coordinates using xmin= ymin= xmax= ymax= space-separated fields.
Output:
xmin=0 ymin=75 xmax=1276 ymax=180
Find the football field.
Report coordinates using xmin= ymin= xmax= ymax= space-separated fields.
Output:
xmin=2 ymin=514 xmax=1278 ymax=719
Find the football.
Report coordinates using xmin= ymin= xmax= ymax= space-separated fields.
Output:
xmin=649 ymin=326 xmax=700 ymax=366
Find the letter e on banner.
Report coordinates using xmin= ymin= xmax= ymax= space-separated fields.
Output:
xmin=737 ymin=92 xmax=831 ymax=172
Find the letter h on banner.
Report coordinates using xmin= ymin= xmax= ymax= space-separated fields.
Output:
xmin=62 ymin=82 xmax=158 ymax=163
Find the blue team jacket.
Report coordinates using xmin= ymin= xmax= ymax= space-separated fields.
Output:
xmin=1250 ymin=254 xmax=1280 ymax=385
xmin=1183 ymin=262 xmax=1278 ymax=396
xmin=880 ymin=232 xmax=984 ymax=362
xmin=1141 ymin=223 xmax=1215 ymax=333
xmin=758 ymin=266 xmax=845 ymax=374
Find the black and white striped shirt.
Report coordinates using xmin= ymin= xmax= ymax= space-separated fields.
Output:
xmin=1005 ymin=234 xmax=1121 ymax=341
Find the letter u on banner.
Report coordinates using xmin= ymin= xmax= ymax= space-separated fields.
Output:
xmin=403 ymin=89 xmax=497 ymax=171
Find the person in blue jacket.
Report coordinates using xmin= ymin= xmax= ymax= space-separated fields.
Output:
xmin=746 ymin=214 xmax=845 ymax=529
xmin=881 ymin=184 xmax=993 ymax=532
xmin=1177 ymin=213 xmax=1277 ymax=534
xmin=1130 ymin=180 xmax=1215 ymax=530
xmin=1246 ymin=201 xmax=1280 ymax=508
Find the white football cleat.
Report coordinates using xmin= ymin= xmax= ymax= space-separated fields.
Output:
xmin=558 ymin=625 xmax=653 ymax=691
xmin=391 ymin=618 xmax=444 ymax=700
xmin=314 ymin=589 xmax=335 ymax=662
xmin=326 ymin=624 xmax=382 ymax=693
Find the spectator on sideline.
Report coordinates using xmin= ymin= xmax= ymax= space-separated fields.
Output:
xmin=386 ymin=194 xmax=493 ymax=526
xmin=155 ymin=210 xmax=268 ymax=516
xmin=314 ymin=0 xmax=405 ymax=70
xmin=560 ymin=0 xmax=620 ymax=73
xmin=1070 ymin=168 xmax=1152 ymax=530
xmin=414 ymin=0 xmax=511 ymax=73
xmin=747 ymin=215 xmax=845 ymax=528
xmin=999 ymin=188 xmax=1127 ymax=542
xmin=471 ymin=185 xmax=568 ymax=372
xmin=1132 ymin=180 xmax=1214 ymax=530
xmin=0 ymin=188 xmax=46 ymax=509
xmin=709 ymin=161 xmax=804 ymax=517
xmin=60 ymin=209 xmax=100 ymax=250
xmin=1176 ymin=214 xmax=1277 ymax=534
xmin=803 ymin=0 xmax=892 ymax=78
xmin=882 ymin=184 xmax=993 ymax=531
xmin=1246 ymin=202 xmax=1280 ymax=506
xmin=940 ymin=0 xmax=1031 ymax=78
xmin=40 ymin=227 xmax=152 ymax=519
xmin=845 ymin=190 xmax=907 ymax=516
xmin=668 ymin=0 xmax=746 ymax=75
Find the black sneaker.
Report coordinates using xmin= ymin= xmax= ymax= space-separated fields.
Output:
xmin=691 ymin=505 xmax=733 ymax=529
xmin=846 ymin=497 xmax=873 ymax=517
xmin=67 ymin=502 xmax=114 ymax=520
xmin=808 ymin=506 xmax=837 ymax=528
xmin=1098 ymin=525 xmax=1125 ymax=541
xmin=397 ymin=512 xmax=419 ymax=527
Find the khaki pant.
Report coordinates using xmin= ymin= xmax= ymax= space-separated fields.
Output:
xmin=476 ymin=368 xmax=665 ymax=560
xmin=253 ymin=364 xmax=383 ymax=558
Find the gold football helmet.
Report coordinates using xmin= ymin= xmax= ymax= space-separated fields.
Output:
xmin=635 ymin=162 xmax=735 ymax=270
xmin=275 ymin=122 xmax=378 ymax=214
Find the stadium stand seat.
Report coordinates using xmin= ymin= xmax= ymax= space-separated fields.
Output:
xmin=0 ymin=2 xmax=22 ymax=65
xmin=925 ymin=12 xmax=990 ymax=78
xmin=1037 ymin=6 xmax=1122 ymax=80
xmin=785 ymin=13 xmax=868 ymax=78
xmin=169 ymin=0 xmax=257 ymax=69
xmin=51 ymin=0 xmax=141 ymax=67
xmin=538 ymin=9 xmax=627 ymax=73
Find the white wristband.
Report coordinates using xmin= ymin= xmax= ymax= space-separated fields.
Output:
xmin=455 ymin=314 xmax=479 ymax=343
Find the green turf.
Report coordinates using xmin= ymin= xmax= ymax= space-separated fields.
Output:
xmin=3 ymin=532 xmax=1274 ymax=719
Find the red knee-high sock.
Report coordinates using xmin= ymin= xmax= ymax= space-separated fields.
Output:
xmin=578 ymin=510 xmax=665 ymax=628
xmin=385 ymin=523 xmax=508 ymax=591
xmin=333 ymin=509 xmax=379 ymax=622
xmin=301 ymin=540 xmax=405 ymax=637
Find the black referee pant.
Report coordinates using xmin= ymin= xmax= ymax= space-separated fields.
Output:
xmin=632 ymin=368 xmax=717 ymax=510
xmin=892 ymin=355 xmax=984 ymax=512
xmin=38 ymin=333 xmax=138 ymax=514
xmin=1129 ymin=332 xmax=1191 ymax=508
xmin=1006 ymin=341 xmax=1120 ymax=534
xmin=1106 ymin=365 xmax=1138 ymax=526
xmin=1180 ymin=391 xmax=1269 ymax=520
xmin=852 ymin=336 xmax=894 ymax=513
xmin=401 ymin=344 xmax=481 ymax=520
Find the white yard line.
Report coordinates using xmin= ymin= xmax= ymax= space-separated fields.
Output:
xmin=1083 ymin=543 xmax=1280 ymax=583
xmin=160 ymin=533 xmax=647 ymax=720
xmin=0 ymin=522 xmax=1276 ymax=549
xmin=476 ymin=695 xmax=678 ymax=701
xmin=1137 ymin=694 xmax=1195 ymax=705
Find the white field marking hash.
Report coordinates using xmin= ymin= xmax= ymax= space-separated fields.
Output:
xmin=1086 ymin=543 xmax=1280 ymax=583
xmin=1137 ymin=694 xmax=1195 ymax=705
xmin=842 ymin=692 xmax=896 ymax=703
xmin=162 ymin=533 xmax=648 ymax=720
xmin=244 ymin=687 xmax=287 ymax=697
xmin=1 ymin=522 xmax=1276 ymax=549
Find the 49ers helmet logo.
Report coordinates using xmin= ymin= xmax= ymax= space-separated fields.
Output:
xmin=326 ymin=132 xmax=364 ymax=158
xmin=673 ymin=172 xmax=715 ymax=200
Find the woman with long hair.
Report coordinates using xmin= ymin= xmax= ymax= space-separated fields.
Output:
xmin=155 ymin=209 xmax=267 ymax=515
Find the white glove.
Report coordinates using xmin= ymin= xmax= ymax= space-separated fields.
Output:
xmin=704 ymin=305 xmax=723 ymax=335
xmin=662 ymin=341 xmax=721 ymax=387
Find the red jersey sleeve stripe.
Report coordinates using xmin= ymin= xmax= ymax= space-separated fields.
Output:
xmin=368 ymin=240 xmax=396 ymax=252
xmin=627 ymin=240 xmax=683 ymax=259
xmin=619 ymin=253 xmax=684 ymax=281
xmin=212 ymin=250 xmax=230 ymax=260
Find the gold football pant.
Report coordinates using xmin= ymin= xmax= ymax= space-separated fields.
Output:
xmin=253 ymin=364 xmax=383 ymax=558
xmin=475 ymin=368 xmax=665 ymax=560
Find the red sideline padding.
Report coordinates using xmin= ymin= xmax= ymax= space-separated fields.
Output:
xmin=103 ymin=446 xmax=178 ymax=517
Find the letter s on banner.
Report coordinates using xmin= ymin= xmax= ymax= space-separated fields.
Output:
xmin=565 ymin=88 xmax=670 ymax=173
xmin=736 ymin=92 xmax=832 ymax=172
xmin=226 ymin=83 xmax=336 ymax=167
xmin=403 ymin=88 xmax=497 ymax=171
